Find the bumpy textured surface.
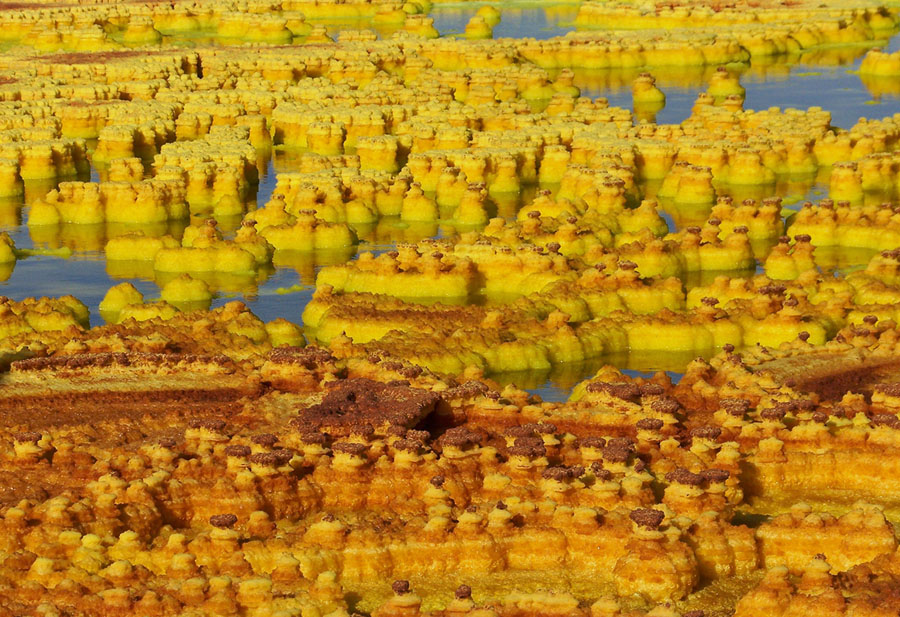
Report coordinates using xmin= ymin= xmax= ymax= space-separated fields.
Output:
xmin=5 ymin=320 xmax=900 ymax=615
xmin=1 ymin=0 xmax=900 ymax=614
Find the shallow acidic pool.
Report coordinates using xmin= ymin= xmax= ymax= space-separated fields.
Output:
xmin=2 ymin=5 xmax=899 ymax=402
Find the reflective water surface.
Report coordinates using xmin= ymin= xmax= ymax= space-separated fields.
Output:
xmin=2 ymin=7 xmax=900 ymax=402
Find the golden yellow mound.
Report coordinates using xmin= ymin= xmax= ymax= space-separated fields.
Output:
xmin=0 ymin=313 xmax=900 ymax=615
